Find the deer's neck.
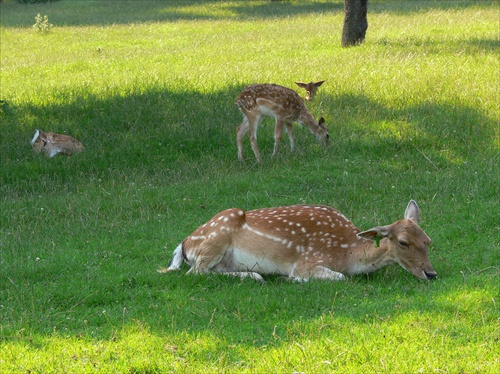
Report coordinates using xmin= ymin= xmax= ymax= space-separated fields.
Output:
xmin=346 ymin=239 xmax=396 ymax=275
xmin=299 ymin=111 xmax=316 ymax=128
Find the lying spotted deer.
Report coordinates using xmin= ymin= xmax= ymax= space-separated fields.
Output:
xmin=295 ymin=80 xmax=325 ymax=101
xmin=160 ymin=200 xmax=437 ymax=282
xmin=235 ymin=84 xmax=329 ymax=162
xmin=31 ymin=129 xmax=84 ymax=158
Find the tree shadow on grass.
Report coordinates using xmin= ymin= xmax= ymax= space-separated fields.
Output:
xmin=0 ymin=85 xmax=496 ymax=193
xmin=374 ymin=37 xmax=499 ymax=55
xmin=0 ymin=0 xmax=493 ymax=28
xmin=0 ymin=85 xmax=243 ymax=190
xmin=0 ymin=1 xmax=341 ymax=28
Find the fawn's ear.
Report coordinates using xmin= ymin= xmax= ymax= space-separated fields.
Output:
xmin=314 ymin=80 xmax=325 ymax=87
xmin=31 ymin=129 xmax=41 ymax=145
xmin=38 ymin=130 xmax=48 ymax=142
xmin=404 ymin=200 xmax=420 ymax=222
xmin=318 ymin=117 xmax=326 ymax=126
xmin=295 ymin=82 xmax=307 ymax=88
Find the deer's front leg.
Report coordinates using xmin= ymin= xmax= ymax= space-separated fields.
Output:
xmin=272 ymin=118 xmax=285 ymax=157
xmin=247 ymin=113 xmax=263 ymax=163
xmin=237 ymin=117 xmax=249 ymax=162
xmin=285 ymin=122 xmax=295 ymax=152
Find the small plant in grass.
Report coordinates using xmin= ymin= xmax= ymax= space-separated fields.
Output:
xmin=33 ymin=13 xmax=53 ymax=34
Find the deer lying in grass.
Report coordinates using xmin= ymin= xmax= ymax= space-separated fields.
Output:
xmin=295 ymin=80 xmax=325 ymax=101
xmin=235 ymin=84 xmax=329 ymax=163
xmin=160 ymin=200 xmax=437 ymax=282
xmin=31 ymin=129 xmax=84 ymax=158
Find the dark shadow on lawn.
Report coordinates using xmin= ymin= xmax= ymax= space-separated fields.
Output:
xmin=375 ymin=37 xmax=499 ymax=55
xmin=0 ymin=1 xmax=341 ymax=28
xmin=0 ymin=0 xmax=494 ymax=28
xmin=0 ymin=84 xmax=496 ymax=192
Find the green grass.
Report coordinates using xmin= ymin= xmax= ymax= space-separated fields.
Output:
xmin=1 ymin=0 xmax=499 ymax=372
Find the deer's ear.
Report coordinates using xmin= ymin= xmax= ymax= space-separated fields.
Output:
xmin=295 ymin=82 xmax=306 ymax=88
xmin=318 ymin=117 xmax=326 ymax=126
xmin=357 ymin=226 xmax=390 ymax=241
xmin=357 ymin=226 xmax=390 ymax=248
xmin=404 ymin=200 xmax=420 ymax=222
xmin=314 ymin=80 xmax=325 ymax=87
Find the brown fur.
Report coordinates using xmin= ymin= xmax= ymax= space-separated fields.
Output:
xmin=31 ymin=129 xmax=84 ymax=158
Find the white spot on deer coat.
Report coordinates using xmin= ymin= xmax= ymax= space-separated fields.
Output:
xmin=190 ymin=235 xmax=207 ymax=241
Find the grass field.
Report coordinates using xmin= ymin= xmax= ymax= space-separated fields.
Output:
xmin=1 ymin=0 xmax=499 ymax=372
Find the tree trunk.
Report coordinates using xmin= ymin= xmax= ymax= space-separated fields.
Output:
xmin=342 ymin=0 xmax=368 ymax=47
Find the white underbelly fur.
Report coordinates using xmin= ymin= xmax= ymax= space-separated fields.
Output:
xmin=231 ymin=247 xmax=286 ymax=275
xmin=258 ymin=105 xmax=279 ymax=118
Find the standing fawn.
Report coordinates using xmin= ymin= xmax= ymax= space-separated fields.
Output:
xmin=31 ymin=129 xmax=84 ymax=158
xmin=160 ymin=200 xmax=437 ymax=282
xmin=295 ymin=80 xmax=325 ymax=101
xmin=235 ymin=84 xmax=329 ymax=163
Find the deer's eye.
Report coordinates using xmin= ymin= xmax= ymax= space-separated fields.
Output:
xmin=398 ymin=240 xmax=409 ymax=248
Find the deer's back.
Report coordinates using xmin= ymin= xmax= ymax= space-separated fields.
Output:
xmin=245 ymin=205 xmax=362 ymax=249
xmin=235 ymin=84 xmax=304 ymax=112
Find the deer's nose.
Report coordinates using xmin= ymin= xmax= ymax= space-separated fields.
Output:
xmin=424 ymin=270 xmax=437 ymax=280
